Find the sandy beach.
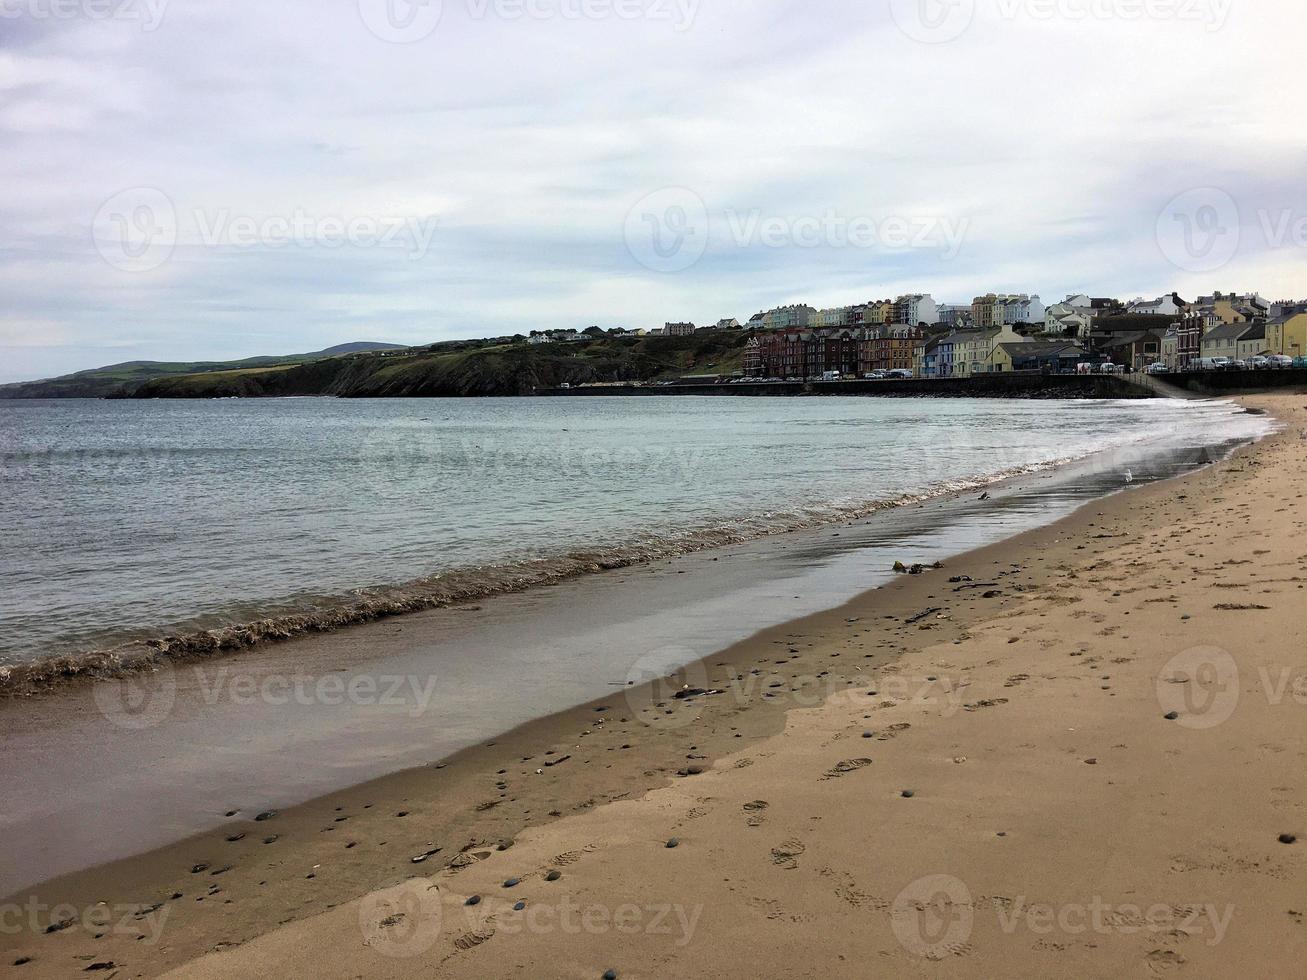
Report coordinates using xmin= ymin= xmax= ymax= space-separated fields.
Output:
xmin=5 ymin=393 xmax=1305 ymax=978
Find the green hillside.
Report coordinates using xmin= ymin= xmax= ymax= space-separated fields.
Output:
xmin=128 ymin=332 xmax=751 ymax=399
xmin=0 ymin=342 xmax=407 ymax=399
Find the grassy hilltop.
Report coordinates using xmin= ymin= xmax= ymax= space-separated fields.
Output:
xmin=125 ymin=332 xmax=751 ymax=399
xmin=0 ymin=343 xmax=407 ymax=399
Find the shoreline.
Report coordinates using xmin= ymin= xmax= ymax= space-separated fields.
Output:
xmin=0 ymin=395 xmax=1289 ymax=977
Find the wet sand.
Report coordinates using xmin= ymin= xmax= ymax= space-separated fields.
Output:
xmin=3 ymin=395 xmax=1303 ymax=977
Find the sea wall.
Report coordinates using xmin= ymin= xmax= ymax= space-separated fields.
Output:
xmin=539 ymin=374 xmax=1154 ymax=399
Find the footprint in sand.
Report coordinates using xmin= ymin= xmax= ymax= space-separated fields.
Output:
xmin=452 ymin=928 xmax=495 ymax=952
xmin=743 ymin=801 xmax=770 ymax=827
xmin=1146 ymin=949 xmax=1187 ymax=974
xmin=822 ymin=758 xmax=873 ymax=780
xmin=770 ymin=839 xmax=806 ymax=869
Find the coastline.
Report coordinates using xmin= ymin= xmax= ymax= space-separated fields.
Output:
xmin=0 ymin=394 xmax=1295 ymax=977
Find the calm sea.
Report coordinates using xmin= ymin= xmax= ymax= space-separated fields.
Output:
xmin=0 ymin=396 xmax=1269 ymax=670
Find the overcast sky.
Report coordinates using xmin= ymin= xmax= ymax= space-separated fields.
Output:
xmin=3 ymin=0 xmax=1306 ymax=382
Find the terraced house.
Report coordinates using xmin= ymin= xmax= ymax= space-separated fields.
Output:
xmin=861 ymin=325 xmax=924 ymax=373
xmin=751 ymin=328 xmax=860 ymax=378
xmin=1266 ymin=310 xmax=1307 ymax=358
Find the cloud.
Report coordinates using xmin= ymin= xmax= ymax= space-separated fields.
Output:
xmin=2 ymin=0 xmax=1306 ymax=382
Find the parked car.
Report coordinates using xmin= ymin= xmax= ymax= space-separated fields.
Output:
xmin=1196 ymin=357 xmax=1229 ymax=371
xmin=1248 ymin=355 xmax=1270 ymax=370
xmin=1293 ymin=357 xmax=1307 ymax=369
xmin=886 ymin=369 xmax=914 ymax=379
xmin=820 ymin=371 xmax=842 ymax=382
xmin=1097 ymin=362 xmax=1125 ymax=375
xmin=1144 ymin=362 xmax=1171 ymax=375
xmin=1269 ymin=355 xmax=1294 ymax=369
xmin=1226 ymin=359 xmax=1248 ymax=371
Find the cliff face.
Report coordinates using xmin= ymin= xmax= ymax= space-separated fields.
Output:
xmin=128 ymin=334 xmax=751 ymax=398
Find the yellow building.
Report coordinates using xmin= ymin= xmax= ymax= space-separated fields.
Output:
xmin=1267 ymin=313 xmax=1307 ymax=358
xmin=953 ymin=324 xmax=1020 ymax=377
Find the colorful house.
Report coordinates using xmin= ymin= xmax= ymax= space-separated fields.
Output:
xmin=1266 ymin=312 xmax=1307 ymax=358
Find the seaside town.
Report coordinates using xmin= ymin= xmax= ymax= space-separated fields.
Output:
xmin=525 ymin=291 xmax=1307 ymax=381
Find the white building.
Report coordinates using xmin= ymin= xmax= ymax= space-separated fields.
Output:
xmin=760 ymin=305 xmax=817 ymax=330
xmin=814 ymin=306 xmax=856 ymax=327
xmin=1043 ymin=303 xmax=1093 ymax=338
xmin=998 ymin=294 xmax=1045 ymax=326
xmin=893 ymin=294 xmax=939 ymax=327
xmin=1128 ymin=293 xmax=1186 ymax=317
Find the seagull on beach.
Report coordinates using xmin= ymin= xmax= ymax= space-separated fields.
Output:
xmin=1123 ymin=469 xmax=1134 ymax=484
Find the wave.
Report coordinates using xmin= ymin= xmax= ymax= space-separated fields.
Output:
xmin=0 ymin=451 xmax=1103 ymax=698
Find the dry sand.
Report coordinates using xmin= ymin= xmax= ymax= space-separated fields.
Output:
xmin=7 ymin=394 xmax=1307 ymax=978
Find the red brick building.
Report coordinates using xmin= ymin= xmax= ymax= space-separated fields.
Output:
xmin=752 ymin=328 xmax=861 ymax=378
xmin=859 ymin=326 xmax=925 ymax=374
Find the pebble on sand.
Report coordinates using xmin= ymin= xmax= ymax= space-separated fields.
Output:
xmin=1164 ymin=712 xmax=1180 ymax=721
xmin=603 ymin=971 xmax=618 ymax=980
xmin=503 ymin=877 xmax=521 ymax=888
xmin=513 ymin=901 xmax=526 ymax=911
xmin=1279 ymin=834 xmax=1298 ymax=845
xmin=665 ymin=838 xmax=680 ymax=849
xmin=465 ymin=895 xmax=482 ymax=906
xmin=900 ymin=790 xmax=915 ymax=799
xmin=545 ymin=870 xmax=562 ymax=882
